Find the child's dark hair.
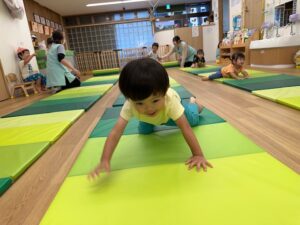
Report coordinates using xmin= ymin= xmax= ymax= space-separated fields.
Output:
xmin=173 ymin=36 xmax=181 ymax=43
xmin=119 ymin=58 xmax=169 ymax=101
xmin=52 ymin=30 xmax=64 ymax=44
xmin=231 ymin=52 xmax=245 ymax=62
xmin=17 ymin=49 xmax=29 ymax=60
xmin=197 ymin=49 xmax=204 ymax=55
xmin=47 ymin=37 xmax=53 ymax=47
xmin=152 ymin=42 xmax=159 ymax=48
xmin=217 ymin=41 xmax=222 ymax=48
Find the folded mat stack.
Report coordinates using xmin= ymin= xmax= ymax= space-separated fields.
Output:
xmin=40 ymin=81 xmax=300 ymax=225
xmin=0 ymin=110 xmax=84 ymax=195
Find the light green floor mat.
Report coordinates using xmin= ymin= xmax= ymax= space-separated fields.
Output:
xmin=0 ymin=142 xmax=50 ymax=180
xmin=0 ymin=122 xmax=72 ymax=146
xmin=84 ymin=75 xmax=119 ymax=82
xmin=70 ymin=122 xmax=262 ymax=176
xmin=277 ymin=96 xmax=300 ymax=110
xmin=41 ymin=153 xmax=300 ymax=225
xmin=92 ymin=68 xmax=120 ymax=76
xmin=161 ymin=61 xmax=179 ymax=68
xmin=0 ymin=110 xmax=84 ymax=128
xmin=0 ymin=177 xmax=12 ymax=196
xmin=253 ymin=86 xmax=300 ymax=102
xmin=44 ymin=85 xmax=113 ymax=101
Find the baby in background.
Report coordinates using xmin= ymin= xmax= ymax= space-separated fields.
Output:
xmin=202 ymin=52 xmax=249 ymax=81
xmin=191 ymin=49 xmax=206 ymax=68
xmin=147 ymin=42 xmax=161 ymax=61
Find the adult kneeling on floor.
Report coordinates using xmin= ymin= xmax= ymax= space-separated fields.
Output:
xmin=47 ymin=30 xmax=81 ymax=91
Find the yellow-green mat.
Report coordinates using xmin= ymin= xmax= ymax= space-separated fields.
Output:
xmin=0 ymin=110 xmax=84 ymax=128
xmin=40 ymin=153 xmax=300 ymax=225
xmin=253 ymin=86 xmax=300 ymax=102
xmin=0 ymin=110 xmax=84 ymax=146
xmin=69 ymin=122 xmax=262 ymax=176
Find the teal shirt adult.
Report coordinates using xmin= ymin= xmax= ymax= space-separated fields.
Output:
xmin=173 ymin=41 xmax=197 ymax=66
xmin=46 ymin=44 xmax=76 ymax=88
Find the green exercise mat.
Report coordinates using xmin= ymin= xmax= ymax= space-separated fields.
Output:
xmin=181 ymin=67 xmax=220 ymax=75
xmin=0 ymin=110 xmax=84 ymax=128
xmin=277 ymin=96 xmax=300 ymax=110
xmin=92 ymin=68 xmax=120 ymax=76
xmin=161 ymin=61 xmax=179 ymax=68
xmin=95 ymin=106 xmax=225 ymax=135
xmin=0 ymin=177 xmax=12 ymax=196
xmin=3 ymin=97 xmax=98 ymax=117
xmin=41 ymin=153 xmax=300 ymax=225
xmin=0 ymin=142 xmax=50 ymax=180
xmin=198 ymin=71 xmax=280 ymax=83
xmin=253 ymin=86 xmax=300 ymax=102
xmin=223 ymin=74 xmax=300 ymax=92
xmin=71 ymin=122 xmax=261 ymax=176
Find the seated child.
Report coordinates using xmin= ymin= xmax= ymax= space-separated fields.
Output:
xmin=191 ymin=49 xmax=206 ymax=68
xmin=202 ymin=52 xmax=249 ymax=81
xmin=17 ymin=47 xmax=46 ymax=92
xmin=89 ymin=58 xmax=212 ymax=178
xmin=147 ymin=42 xmax=161 ymax=61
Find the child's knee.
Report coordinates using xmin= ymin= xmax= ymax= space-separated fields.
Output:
xmin=138 ymin=122 xmax=154 ymax=134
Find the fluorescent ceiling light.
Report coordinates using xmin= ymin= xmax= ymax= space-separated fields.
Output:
xmin=87 ymin=0 xmax=148 ymax=7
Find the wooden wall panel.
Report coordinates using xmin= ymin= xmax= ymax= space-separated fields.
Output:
xmin=250 ymin=46 xmax=300 ymax=65
xmin=174 ymin=26 xmax=203 ymax=51
xmin=23 ymin=0 xmax=63 ymax=42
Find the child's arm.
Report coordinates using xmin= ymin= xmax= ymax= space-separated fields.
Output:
xmin=229 ymin=72 xmax=243 ymax=80
xmin=241 ymin=70 xmax=249 ymax=78
xmin=23 ymin=53 xmax=36 ymax=65
xmin=60 ymin=59 xmax=81 ymax=77
xmin=175 ymin=115 xmax=212 ymax=171
xmin=89 ymin=117 xmax=128 ymax=179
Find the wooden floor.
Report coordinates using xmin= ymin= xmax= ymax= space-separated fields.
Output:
xmin=0 ymin=67 xmax=300 ymax=225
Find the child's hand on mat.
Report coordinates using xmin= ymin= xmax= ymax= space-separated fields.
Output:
xmin=88 ymin=160 xmax=110 ymax=180
xmin=185 ymin=155 xmax=213 ymax=172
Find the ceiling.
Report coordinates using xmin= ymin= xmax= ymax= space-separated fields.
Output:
xmin=33 ymin=0 xmax=205 ymax=16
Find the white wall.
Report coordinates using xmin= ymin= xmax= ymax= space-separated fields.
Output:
xmin=203 ymin=25 xmax=219 ymax=62
xmin=154 ymin=29 xmax=174 ymax=46
xmin=0 ymin=0 xmax=37 ymax=76
xmin=264 ymin=0 xmax=300 ymax=38
xmin=229 ymin=0 xmax=242 ymax=31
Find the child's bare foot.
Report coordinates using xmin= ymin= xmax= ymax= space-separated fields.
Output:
xmin=190 ymin=97 xmax=204 ymax=113
xmin=201 ymin=76 xmax=209 ymax=81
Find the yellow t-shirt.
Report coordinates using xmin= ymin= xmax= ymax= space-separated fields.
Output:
xmin=221 ymin=63 xmax=244 ymax=77
xmin=120 ymin=88 xmax=184 ymax=125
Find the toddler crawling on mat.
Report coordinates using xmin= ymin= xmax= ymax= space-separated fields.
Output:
xmin=202 ymin=52 xmax=249 ymax=81
xmin=89 ymin=58 xmax=212 ymax=178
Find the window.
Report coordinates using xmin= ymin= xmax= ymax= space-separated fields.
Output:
xmin=275 ymin=1 xmax=294 ymax=26
xmin=115 ymin=21 xmax=153 ymax=49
